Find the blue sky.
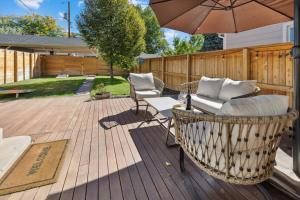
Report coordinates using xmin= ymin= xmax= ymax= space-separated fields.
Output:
xmin=0 ymin=0 xmax=190 ymax=44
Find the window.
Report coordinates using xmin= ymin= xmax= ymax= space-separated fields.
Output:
xmin=287 ymin=24 xmax=294 ymax=42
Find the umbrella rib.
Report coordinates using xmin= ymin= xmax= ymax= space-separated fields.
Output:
xmin=160 ymin=1 xmax=209 ymax=27
xmin=232 ymin=0 xmax=238 ymax=5
xmin=252 ymin=0 xmax=293 ymax=20
xmin=192 ymin=2 xmax=217 ymax=34
xmin=232 ymin=0 xmax=253 ymax=9
xmin=210 ymin=0 xmax=226 ymax=8
xmin=149 ymin=0 xmax=173 ymax=5
xmin=230 ymin=0 xmax=238 ymax=33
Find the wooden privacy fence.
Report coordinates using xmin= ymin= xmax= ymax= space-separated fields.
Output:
xmin=41 ymin=55 xmax=125 ymax=76
xmin=0 ymin=52 xmax=126 ymax=85
xmin=134 ymin=43 xmax=294 ymax=106
xmin=0 ymin=49 xmax=41 ymax=85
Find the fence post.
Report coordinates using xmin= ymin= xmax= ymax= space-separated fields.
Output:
xmin=187 ymin=54 xmax=191 ymax=82
xmin=22 ymin=52 xmax=25 ymax=80
xmin=29 ymin=54 xmax=32 ymax=79
xmin=242 ymin=48 xmax=250 ymax=80
xmin=3 ymin=49 xmax=6 ymax=84
xmin=162 ymin=57 xmax=166 ymax=83
xmin=149 ymin=59 xmax=152 ymax=73
xmin=14 ymin=51 xmax=17 ymax=82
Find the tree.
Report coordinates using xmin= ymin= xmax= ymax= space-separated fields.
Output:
xmin=0 ymin=15 xmax=64 ymax=37
xmin=163 ymin=34 xmax=204 ymax=56
xmin=0 ymin=16 xmax=22 ymax=34
xmin=19 ymin=14 xmax=64 ymax=36
xmin=201 ymin=34 xmax=223 ymax=51
xmin=136 ymin=6 xmax=168 ymax=54
xmin=77 ymin=0 xmax=146 ymax=78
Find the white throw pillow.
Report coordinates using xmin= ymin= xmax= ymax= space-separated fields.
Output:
xmin=218 ymin=79 xmax=257 ymax=101
xmin=196 ymin=76 xmax=225 ymax=98
xmin=218 ymin=95 xmax=289 ymax=116
xmin=129 ymin=73 xmax=155 ymax=91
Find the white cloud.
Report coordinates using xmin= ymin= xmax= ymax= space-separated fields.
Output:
xmin=130 ymin=0 xmax=140 ymax=5
xmin=15 ymin=0 xmax=44 ymax=10
xmin=78 ymin=0 xmax=84 ymax=7
xmin=130 ymin=0 xmax=147 ymax=8
xmin=58 ymin=12 xmax=65 ymax=18
xmin=164 ymin=29 xmax=178 ymax=44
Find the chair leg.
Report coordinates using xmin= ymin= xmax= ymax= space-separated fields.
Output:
xmin=166 ymin=119 xmax=179 ymax=148
xmin=256 ymin=182 xmax=272 ymax=200
xmin=180 ymin=147 xmax=185 ymax=172
xmin=144 ymin=104 xmax=149 ymax=121
xmin=135 ymin=100 xmax=139 ymax=115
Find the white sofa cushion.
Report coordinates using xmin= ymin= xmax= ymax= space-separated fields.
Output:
xmin=218 ymin=79 xmax=257 ymax=101
xmin=135 ymin=89 xmax=161 ymax=100
xmin=0 ymin=135 xmax=31 ymax=179
xmin=196 ymin=76 xmax=225 ymax=98
xmin=218 ymin=95 xmax=289 ymax=116
xmin=191 ymin=94 xmax=225 ymax=114
xmin=130 ymin=73 xmax=155 ymax=91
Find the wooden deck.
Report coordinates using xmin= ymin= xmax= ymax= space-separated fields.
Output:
xmin=0 ymin=96 xmax=292 ymax=200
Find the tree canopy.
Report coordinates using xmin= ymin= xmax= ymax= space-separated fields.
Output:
xmin=77 ymin=0 xmax=146 ymax=78
xmin=163 ymin=35 xmax=204 ymax=56
xmin=201 ymin=34 xmax=223 ymax=51
xmin=0 ymin=15 xmax=64 ymax=37
xmin=136 ymin=6 xmax=168 ymax=54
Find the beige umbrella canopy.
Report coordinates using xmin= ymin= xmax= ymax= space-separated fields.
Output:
xmin=150 ymin=0 xmax=294 ymax=34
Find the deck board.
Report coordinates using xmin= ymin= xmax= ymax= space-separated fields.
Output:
xmin=0 ymin=96 xmax=293 ymax=200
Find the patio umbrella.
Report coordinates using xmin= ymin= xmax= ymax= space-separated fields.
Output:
xmin=149 ymin=0 xmax=300 ymax=177
xmin=149 ymin=0 xmax=293 ymax=34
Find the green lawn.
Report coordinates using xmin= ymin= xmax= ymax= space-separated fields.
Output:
xmin=91 ymin=76 xmax=129 ymax=96
xmin=0 ymin=76 xmax=86 ymax=99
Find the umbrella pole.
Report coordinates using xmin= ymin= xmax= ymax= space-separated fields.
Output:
xmin=293 ymin=0 xmax=300 ymax=176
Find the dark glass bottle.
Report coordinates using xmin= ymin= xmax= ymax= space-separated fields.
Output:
xmin=186 ymin=87 xmax=191 ymax=110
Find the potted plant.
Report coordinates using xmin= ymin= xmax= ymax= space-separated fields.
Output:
xmin=93 ymin=83 xmax=111 ymax=100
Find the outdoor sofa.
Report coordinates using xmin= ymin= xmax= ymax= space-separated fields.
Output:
xmin=128 ymin=73 xmax=164 ymax=114
xmin=0 ymin=128 xmax=31 ymax=179
xmin=178 ymin=76 xmax=261 ymax=114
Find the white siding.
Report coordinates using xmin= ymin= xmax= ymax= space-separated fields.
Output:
xmin=223 ymin=22 xmax=288 ymax=49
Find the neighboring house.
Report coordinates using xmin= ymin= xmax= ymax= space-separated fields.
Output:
xmin=222 ymin=21 xmax=294 ymax=49
xmin=0 ymin=34 xmax=95 ymax=55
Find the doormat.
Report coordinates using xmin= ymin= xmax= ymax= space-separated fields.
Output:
xmin=0 ymin=139 xmax=68 ymax=195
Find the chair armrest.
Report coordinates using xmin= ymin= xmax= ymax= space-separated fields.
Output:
xmin=154 ymin=77 xmax=164 ymax=94
xmin=177 ymin=81 xmax=199 ymax=100
xmin=231 ymin=86 xmax=261 ymax=100
xmin=128 ymin=77 xmax=137 ymax=100
xmin=178 ymin=81 xmax=199 ymax=93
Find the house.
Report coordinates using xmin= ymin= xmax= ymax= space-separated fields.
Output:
xmin=0 ymin=34 xmax=95 ymax=56
xmin=222 ymin=21 xmax=294 ymax=49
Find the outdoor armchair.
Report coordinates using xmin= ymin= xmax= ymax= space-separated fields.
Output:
xmin=128 ymin=73 xmax=164 ymax=114
xmin=172 ymin=95 xmax=298 ymax=186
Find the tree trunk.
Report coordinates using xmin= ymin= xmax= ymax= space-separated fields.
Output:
xmin=109 ymin=61 xmax=114 ymax=79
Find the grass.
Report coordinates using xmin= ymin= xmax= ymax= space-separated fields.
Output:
xmin=91 ymin=76 xmax=129 ymax=97
xmin=0 ymin=76 xmax=86 ymax=99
